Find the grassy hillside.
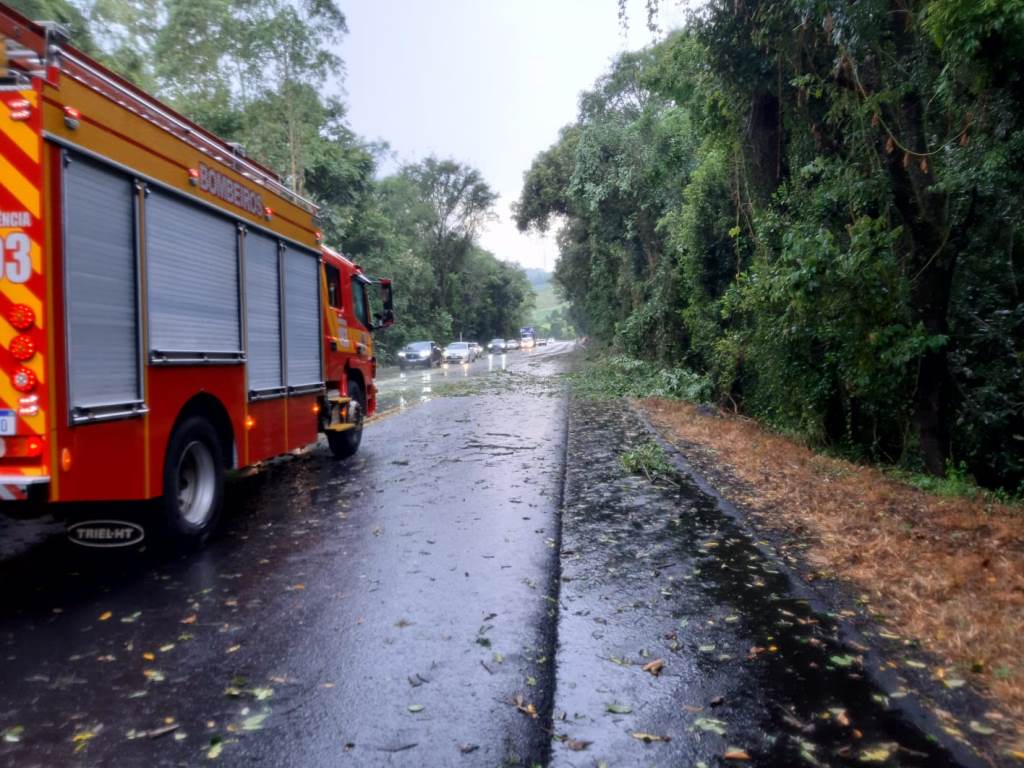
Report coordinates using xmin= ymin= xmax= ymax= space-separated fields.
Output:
xmin=527 ymin=271 xmax=574 ymax=337
xmin=532 ymin=279 xmax=566 ymax=324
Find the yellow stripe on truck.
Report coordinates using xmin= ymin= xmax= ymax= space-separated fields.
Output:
xmin=1 ymin=115 xmax=40 ymax=164
xmin=0 ymin=154 xmax=40 ymax=219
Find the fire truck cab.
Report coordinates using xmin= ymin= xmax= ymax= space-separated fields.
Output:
xmin=0 ymin=4 xmax=393 ymax=544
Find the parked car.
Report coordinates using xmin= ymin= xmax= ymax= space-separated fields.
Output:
xmin=506 ymin=338 xmax=521 ymax=350
xmin=443 ymin=341 xmax=473 ymax=364
xmin=398 ymin=341 xmax=442 ymax=369
xmin=488 ymin=338 xmax=506 ymax=353
xmin=468 ymin=342 xmax=483 ymax=359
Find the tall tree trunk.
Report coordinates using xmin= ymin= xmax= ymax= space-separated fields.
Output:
xmin=882 ymin=6 xmax=955 ymax=476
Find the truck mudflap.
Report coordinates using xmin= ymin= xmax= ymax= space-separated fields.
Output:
xmin=0 ymin=86 xmax=50 ymax=495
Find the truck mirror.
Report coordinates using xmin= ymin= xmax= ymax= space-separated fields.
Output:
xmin=374 ymin=281 xmax=394 ymax=330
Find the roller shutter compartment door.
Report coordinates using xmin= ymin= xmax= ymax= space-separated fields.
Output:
xmin=245 ymin=233 xmax=282 ymax=392
xmin=283 ymin=247 xmax=322 ymax=388
xmin=146 ymin=191 xmax=241 ymax=357
xmin=63 ymin=156 xmax=141 ymax=411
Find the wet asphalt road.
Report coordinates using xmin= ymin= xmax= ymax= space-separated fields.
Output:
xmin=0 ymin=343 xmax=984 ymax=767
xmin=0 ymin=345 xmax=571 ymax=767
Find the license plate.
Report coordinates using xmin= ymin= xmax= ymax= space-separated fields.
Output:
xmin=0 ymin=410 xmax=16 ymax=436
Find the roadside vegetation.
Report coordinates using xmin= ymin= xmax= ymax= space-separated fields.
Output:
xmin=517 ymin=1 xmax=1024 ymax=496
xmin=10 ymin=0 xmax=535 ymax=361
xmin=618 ymin=441 xmax=677 ymax=485
xmin=569 ymin=353 xmax=711 ymax=402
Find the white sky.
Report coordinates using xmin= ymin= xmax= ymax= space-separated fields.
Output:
xmin=340 ymin=0 xmax=692 ymax=271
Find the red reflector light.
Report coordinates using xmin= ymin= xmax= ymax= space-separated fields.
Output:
xmin=12 ymin=367 xmax=36 ymax=392
xmin=264 ymin=206 xmax=273 ymax=219
xmin=188 ymin=168 xmax=200 ymax=179
xmin=7 ymin=304 xmax=35 ymax=331
xmin=9 ymin=335 xmax=35 ymax=361
xmin=0 ymin=437 xmax=45 ymax=458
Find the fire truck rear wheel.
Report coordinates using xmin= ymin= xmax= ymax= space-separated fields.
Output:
xmin=327 ymin=380 xmax=364 ymax=460
xmin=160 ymin=417 xmax=224 ymax=545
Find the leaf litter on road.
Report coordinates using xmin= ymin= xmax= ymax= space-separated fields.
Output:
xmin=642 ymin=658 xmax=665 ymax=676
xmin=631 ymin=731 xmax=671 ymax=743
xmin=693 ymin=717 xmax=727 ymax=736
xmin=513 ymin=695 xmax=538 ymax=718
xmin=241 ymin=714 xmax=267 ymax=731
xmin=565 ymin=738 xmax=592 ymax=750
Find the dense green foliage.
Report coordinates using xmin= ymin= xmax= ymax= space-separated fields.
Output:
xmin=568 ymin=353 xmax=711 ymax=402
xmin=518 ymin=1 xmax=1024 ymax=492
xmin=10 ymin=0 xmax=533 ymax=358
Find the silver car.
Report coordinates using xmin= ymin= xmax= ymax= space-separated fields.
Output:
xmin=443 ymin=341 xmax=473 ymax=364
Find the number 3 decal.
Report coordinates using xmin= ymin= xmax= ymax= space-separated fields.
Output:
xmin=3 ymin=233 xmax=31 ymax=283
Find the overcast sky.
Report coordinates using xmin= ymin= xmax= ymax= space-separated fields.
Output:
xmin=340 ymin=0 xmax=692 ymax=272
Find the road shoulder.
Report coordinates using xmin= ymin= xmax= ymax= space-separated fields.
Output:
xmin=636 ymin=397 xmax=1022 ymax=765
xmin=550 ymin=395 xmax=994 ymax=767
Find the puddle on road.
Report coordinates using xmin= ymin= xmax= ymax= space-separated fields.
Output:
xmin=377 ymin=357 xmax=500 ymax=413
xmin=556 ymin=399 xmax=964 ymax=767
xmin=375 ymin=351 xmax=563 ymax=416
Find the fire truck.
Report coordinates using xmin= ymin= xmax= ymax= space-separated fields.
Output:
xmin=0 ymin=4 xmax=393 ymax=544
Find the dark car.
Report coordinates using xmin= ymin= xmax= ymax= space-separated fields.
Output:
xmin=398 ymin=341 xmax=442 ymax=369
xmin=488 ymin=338 xmax=507 ymax=353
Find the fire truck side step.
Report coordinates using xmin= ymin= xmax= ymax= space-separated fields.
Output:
xmin=323 ymin=423 xmax=356 ymax=433
xmin=326 ymin=394 xmax=351 ymax=405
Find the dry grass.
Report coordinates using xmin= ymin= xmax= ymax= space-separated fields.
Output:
xmin=640 ymin=398 xmax=1024 ymax=749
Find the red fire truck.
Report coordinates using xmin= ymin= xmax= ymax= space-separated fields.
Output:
xmin=0 ymin=4 xmax=393 ymax=544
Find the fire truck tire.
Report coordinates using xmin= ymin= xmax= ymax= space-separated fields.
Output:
xmin=327 ymin=380 xmax=364 ymax=460
xmin=160 ymin=417 xmax=224 ymax=545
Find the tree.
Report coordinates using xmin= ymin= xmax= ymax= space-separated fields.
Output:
xmin=519 ymin=4 xmax=1024 ymax=490
xmin=401 ymin=157 xmax=498 ymax=310
xmin=7 ymin=0 xmax=98 ymax=54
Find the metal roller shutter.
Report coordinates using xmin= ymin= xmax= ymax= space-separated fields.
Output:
xmin=63 ymin=156 xmax=141 ymax=410
xmin=146 ymin=190 xmax=241 ymax=356
xmin=283 ymin=247 xmax=321 ymax=388
xmin=245 ymin=233 xmax=282 ymax=391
